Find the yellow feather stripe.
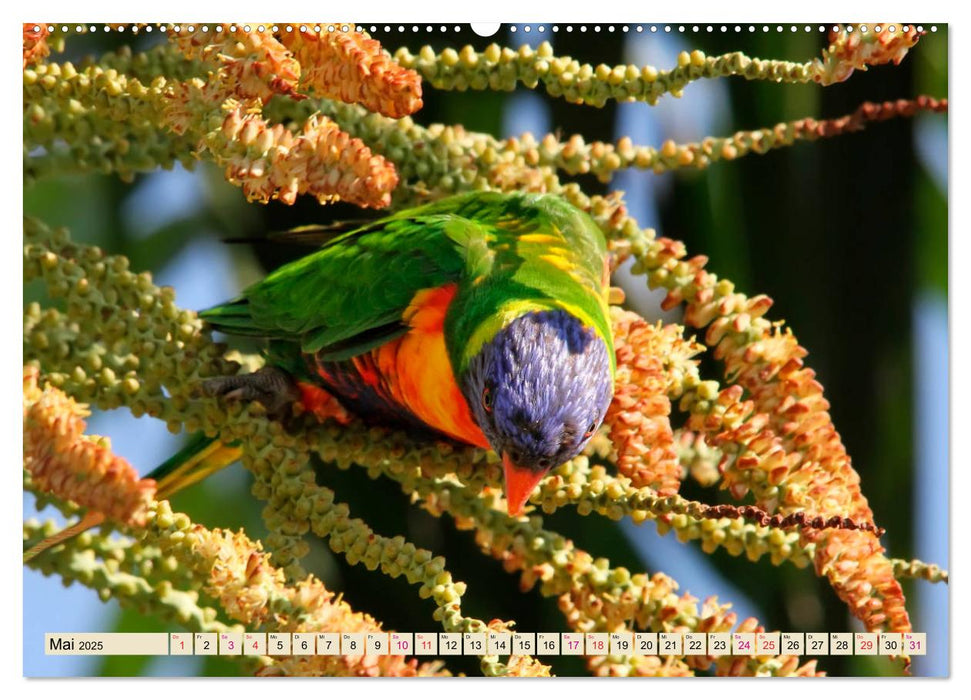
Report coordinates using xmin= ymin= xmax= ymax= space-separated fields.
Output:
xmin=462 ymin=298 xmax=612 ymax=374
xmin=537 ymin=253 xmax=576 ymax=272
xmin=155 ymin=442 xmax=243 ymax=499
xmin=516 ymin=232 xmax=562 ymax=244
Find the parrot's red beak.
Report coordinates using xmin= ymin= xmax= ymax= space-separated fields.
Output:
xmin=502 ymin=452 xmax=547 ymax=516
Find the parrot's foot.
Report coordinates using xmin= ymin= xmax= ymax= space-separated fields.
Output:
xmin=202 ymin=366 xmax=301 ymax=420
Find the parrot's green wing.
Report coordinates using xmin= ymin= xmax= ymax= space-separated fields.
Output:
xmin=201 ymin=202 xmax=494 ymax=361
xmin=203 ymin=191 xmax=612 ymax=370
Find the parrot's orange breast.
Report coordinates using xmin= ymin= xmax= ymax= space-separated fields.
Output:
xmin=311 ymin=284 xmax=490 ymax=449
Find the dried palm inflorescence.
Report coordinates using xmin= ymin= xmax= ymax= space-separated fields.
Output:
xmin=23 ymin=23 xmax=947 ymax=677
xmin=24 ymin=366 xmax=155 ymax=527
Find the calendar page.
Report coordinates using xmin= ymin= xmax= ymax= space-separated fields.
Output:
xmin=22 ymin=12 xmax=949 ymax=682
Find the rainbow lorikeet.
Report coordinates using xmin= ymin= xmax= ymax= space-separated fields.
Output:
xmin=152 ymin=191 xmax=616 ymax=516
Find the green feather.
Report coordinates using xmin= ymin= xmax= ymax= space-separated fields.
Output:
xmin=201 ymin=192 xmax=613 ymax=378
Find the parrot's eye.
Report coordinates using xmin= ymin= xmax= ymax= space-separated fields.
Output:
xmin=583 ymin=422 xmax=597 ymax=439
xmin=481 ymin=386 xmax=493 ymax=412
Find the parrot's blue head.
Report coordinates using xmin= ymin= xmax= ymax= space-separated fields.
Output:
xmin=461 ymin=309 xmax=613 ymax=515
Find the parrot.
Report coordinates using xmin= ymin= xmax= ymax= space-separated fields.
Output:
xmin=130 ymin=193 xmax=618 ymax=522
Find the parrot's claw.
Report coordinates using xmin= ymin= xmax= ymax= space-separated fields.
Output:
xmin=202 ymin=366 xmax=300 ymax=420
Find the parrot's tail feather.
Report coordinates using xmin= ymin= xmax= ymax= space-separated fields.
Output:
xmin=147 ymin=434 xmax=243 ymax=500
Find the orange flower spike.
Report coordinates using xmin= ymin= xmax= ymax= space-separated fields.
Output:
xmin=606 ymin=309 xmax=704 ymax=494
xmin=23 ymin=23 xmax=50 ymax=68
xmin=814 ymin=24 xmax=922 ymax=85
xmin=504 ymin=655 xmax=553 ymax=677
xmin=211 ymin=107 xmax=398 ymax=208
xmin=184 ymin=521 xmax=437 ymax=677
xmin=806 ymin=528 xmax=910 ymax=633
xmin=635 ymin=227 xmax=913 ymax=635
xmin=23 ymin=366 xmax=155 ymax=527
xmin=280 ymin=26 xmax=423 ymax=118
xmin=170 ymin=25 xmax=301 ymax=102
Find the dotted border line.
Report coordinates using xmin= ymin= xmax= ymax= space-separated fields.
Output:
xmin=30 ymin=23 xmax=941 ymax=35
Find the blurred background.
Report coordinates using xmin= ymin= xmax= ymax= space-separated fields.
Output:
xmin=23 ymin=23 xmax=948 ymax=677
